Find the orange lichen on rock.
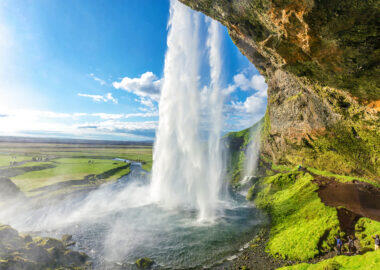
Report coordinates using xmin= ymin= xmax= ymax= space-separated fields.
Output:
xmin=367 ymin=100 xmax=380 ymax=112
xmin=268 ymin=1 xmax=311 ymax=54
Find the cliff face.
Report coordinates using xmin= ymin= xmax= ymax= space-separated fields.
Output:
xmin=179 ymin=0 xmax=380 ymax=180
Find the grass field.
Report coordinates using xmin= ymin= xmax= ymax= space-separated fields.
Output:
xmin=0 ymin=140 xmax=152 ymax=197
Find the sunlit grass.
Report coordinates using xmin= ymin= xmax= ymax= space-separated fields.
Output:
xmin=279 ymin=250 xmax=380 ymax=269
xmin=11 ymin=158 xmax=130 ymax=193
xmin=0 ymin=154 xmax=32 ymax=167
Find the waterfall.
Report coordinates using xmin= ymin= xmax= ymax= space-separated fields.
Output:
xmin=243 ymin=123 xmax=262 ymax=182
xmin=150 ymin=0 xmax=225 ymax=221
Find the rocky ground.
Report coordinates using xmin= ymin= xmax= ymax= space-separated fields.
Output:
xmin=0 ymin=224 xmax=91 ymax=270
xmin=230 ymin=229 xmax=294 ymax=270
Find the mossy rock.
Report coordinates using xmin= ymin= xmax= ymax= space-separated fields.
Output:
xmin=33 ymin=237 xmax=64 ymax=249
xmin=135 ymin=257 xmax=154 ymax=269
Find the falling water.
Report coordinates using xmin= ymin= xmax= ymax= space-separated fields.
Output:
xmin=243 ymin=127 xmax=261 ymax=182
xmin=151 ymin=0 xmax=226 ymax=221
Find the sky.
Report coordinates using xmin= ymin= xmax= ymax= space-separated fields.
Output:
xmin=0 ymin=0 xmax=267 ymax=141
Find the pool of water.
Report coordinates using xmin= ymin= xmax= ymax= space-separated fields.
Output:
xmin=2 ymin=164 xmax=267 ymax=269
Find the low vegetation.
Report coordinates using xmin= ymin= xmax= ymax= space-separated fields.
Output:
xmin=279 ymin=250 xmax=380 ymax=270
xmin=249 ymin=170 xmax=340 ymax=261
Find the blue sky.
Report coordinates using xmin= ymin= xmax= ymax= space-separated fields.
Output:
xmin=0 ymin=0 xmax=267 ymax=141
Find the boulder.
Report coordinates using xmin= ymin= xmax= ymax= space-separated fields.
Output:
xmin=0 ymin=225 xmax=24 ymax=250
xmin=0 ymin=224 xmax=91 ymax=269
xmin=61 ymin=250 xmax=89 ymax=266
xmin=33 ymin=237 xmax=64 ymax=249
xmin=135 ymin=257 xmax=154 ymax=269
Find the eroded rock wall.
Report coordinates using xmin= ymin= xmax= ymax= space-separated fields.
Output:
xmin=179 ymin=0 xmax=380 ymax=179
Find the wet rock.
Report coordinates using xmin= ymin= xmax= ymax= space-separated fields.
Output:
xmin=34 ymin=236 xmax=65 ymax=249
xmin=19 ymin=234 xmax=33 ymax=244
xmin=61 ymin=250 xmax=89 ymax=266
xmin=0 ymin=225 xmax=24 ymax=250
xmin=0 ymin=256 xmax=39 ymax=270
xmin=22 ymin=245 xmax=51 ymax=265
xmin=62 ymin=234 xmax=76 ymax=247
xmin=0 ymin=224 xmax=91 ymax=269
xmin=135 ymin=257 xmax=153 ymax=269
xmin=61 ymin=234 xmax=73 ymax=243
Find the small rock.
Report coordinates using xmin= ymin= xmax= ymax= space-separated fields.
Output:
xmin=61 ymin=234 xmax=73 ymax=243
xmin=136 ymin=257 xmax=154 ymax=269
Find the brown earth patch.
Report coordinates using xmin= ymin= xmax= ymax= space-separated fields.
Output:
xmin=312 ymin=174 xmax=380 ymax=235
xmin=314 ymin=177 xmax=380 ymax=222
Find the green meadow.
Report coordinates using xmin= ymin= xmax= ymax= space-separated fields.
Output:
xmin=0 ymin=141 xmax=152 ymax=197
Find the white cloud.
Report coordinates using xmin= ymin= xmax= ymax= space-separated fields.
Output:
xmin=77 ymin=120 xmax=157 ymax=138
xmin=0 ymin=109 xmax=158 ymax=139
xmin=124 ymin=111 xmax=158 ymax=118
xmin=113 ymin=72 xmax=162 ymax=101
xmin=230 ymin=94 xmax=267 ymax=115
xmin=225 ymin=73 xmax=268 ymax=130
xmin=89 ymin=73 xmax=106 ymax=86
xmin=139 ymin=97 xmax=155 ymax=109
xmin=233 ymin=73 xmax=267 ymax=95
xmin=91 ymin=113 xmax=124 ymax=120
xmin=78 ymin=92 xmax=118 ymax=104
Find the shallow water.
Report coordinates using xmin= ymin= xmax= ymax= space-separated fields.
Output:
xmin=2 ymin=164 xmax=267 ymax=269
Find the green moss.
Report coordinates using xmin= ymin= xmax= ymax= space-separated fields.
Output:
xmin=246 ymin=183 xmax=257 ymax=201
xmin=284 ymin=118 xmax=379 ymax=182
xmin=355 ymin=218 xmax=380 ymax=250
xmin=279 ymin=250 xmax=380 ymax=269
xmin=135 ymin=257 xmax=153 ymax=269
xmin=251 ymin=171 xmax=340 ymax=260
xmin=285 ymin=92 xmax=303 ymax=102
xmin=271 ymin=164 xmax=297 ymax=173
xmin=262 ymin=110 xmax=271 ymax=141
xmin=307 ymin=167 xmax=379 ymax=188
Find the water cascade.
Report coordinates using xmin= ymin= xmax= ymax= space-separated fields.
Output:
xmin=151 ymin=0 xmax=226 ymax=221
xmin=243 ymin=127 xmax=261 ymax=182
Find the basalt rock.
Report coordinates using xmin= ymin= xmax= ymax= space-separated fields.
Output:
xmin=179 ymin=0 xmax=380 ymax=180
